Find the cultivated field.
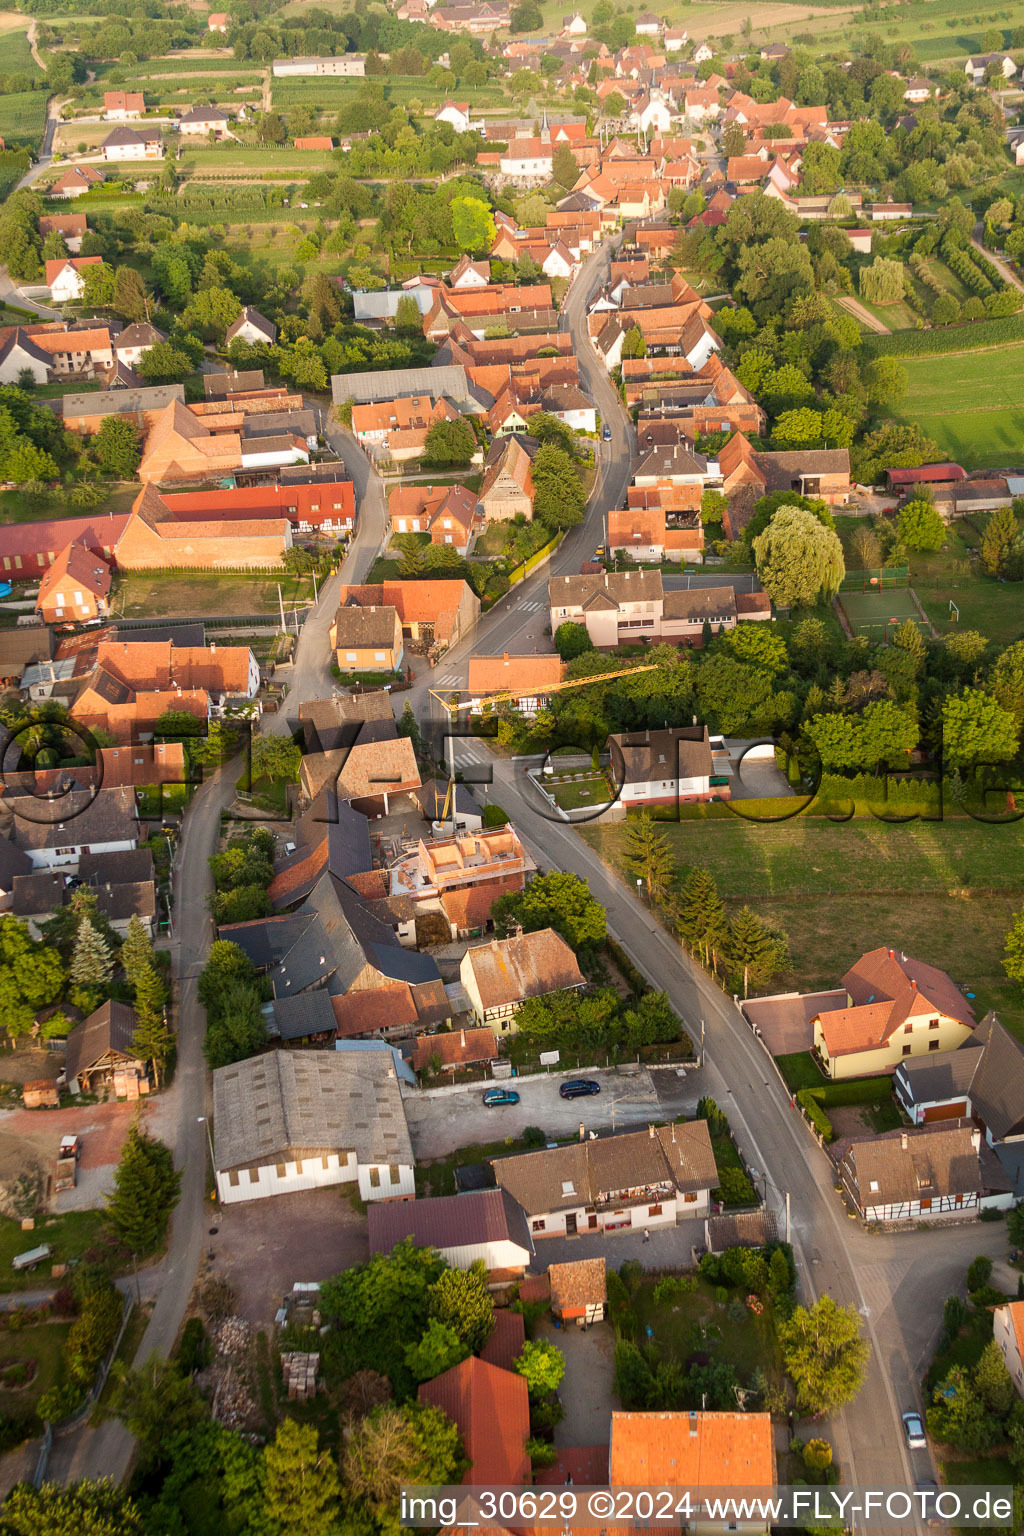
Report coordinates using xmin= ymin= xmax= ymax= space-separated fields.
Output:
xmin=581 ymin=816 xmax=1024 ymax=1039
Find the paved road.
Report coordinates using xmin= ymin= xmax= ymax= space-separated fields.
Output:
xmin=43 ymin=756 xmax=245 ymax=1485
xmin=262 ymin=418 xmax=387 ymax=737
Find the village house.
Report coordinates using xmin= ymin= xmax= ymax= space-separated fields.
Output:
xmin=387 ymin=483 xmax=477 ymax=554
xmin=369 ymin=1187 xmax=532 ymax=1276
xmin=448 ymin=254 xmax=491 ymax=288
xmin=212 ymin=1051 xmax=415 ymax=1204
xmin=409 ymin=1025 xmax=499 ymax=1075
xmin=811 ymin=947 xmax=977 ymax=1080
xmin=965 ymin=52 xmax=1017 ymax=84
xmin=103 ymin=90 xmax=145 ymax=120
xmin=101 ymin=126 xmax=164 ymax=161
xmin=329 ymin=603 xmax=405 ymax=674
xmin=835 ymin=1122 xmax=1012 ymax=1222
xmin=45 ymin=256 xmax=103 ymax=303
xmin=225 ymin=306 xmax=277 ymax=346
xmin=166 ymin=472 xmax=355 ymax=538
xmin=50 ymin=165 xmax=103 ymax=198
xmin=607 ymin=502 xmax=704 ymax=564
xmin=609 ymin=1411 xmax=776 ymax=1529
xmin=548 ymin=569 xmax=757 ymax=647
xmin=73 ymin=638 xmax=260 ymax=742
xmin=299 ymin=735 xmax=421 ymax=817
xmin=330 ymin=363 xmax=476 ymax=410
xmin=418 ymin=1355 xmax=530 ymax=1487
xmin=59 ymin=384 xmax=185 ymax=437
xmin=607 ymin=725 xmax=722 ymax=809
xmin=435 ymin=99 xmax=483 ymax=133
xmin=177 ymin=104 xmax=231 ymax=138
xmin=0 ymin=511 xmax=129 ymax=579
xmin=351 ymin=393 xmax=461 ymax=460
xmin=114 ymin=484 xmax=291 ymax=571
xmin=39 ymin=213 xmax=87 ymax=252
xmin=459 ymin=928 xmax=585 ymax=1029
xmin=208 ymin=11 xmax=229 ymax=30
xmin=294 ymin=135 xmax=334 ymax=151
xmin=334 ymin=579 xmax=480 ymax=654
xmin=467 ymin=653 xmax=564 ymax=716
xmin=0 ymin=322 xmax=116 ymax=384
xmin=994 ymin=1301 xmax=1024 ymax=1397
xmin=478 ymin=435 xmax=535 ymax=521
xmin=494 ymin=1119 xmax=719 ymax=1236
xmin=9 ymin=786 xmax=138 ymax=872
xmin=35 ymin=540 xmax=111 ymax=624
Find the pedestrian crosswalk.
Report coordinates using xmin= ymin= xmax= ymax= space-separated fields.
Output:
xmin=434 ymin=670 xmax=462 ymax=686
xmin=517 ymin=599 xmax=545 ymax=612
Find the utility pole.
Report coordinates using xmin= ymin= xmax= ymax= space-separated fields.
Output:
xmin=785 ymin=1190 xmax=791 ymax=1244
xmin=277 ymin=582 xmax=286 ymax=636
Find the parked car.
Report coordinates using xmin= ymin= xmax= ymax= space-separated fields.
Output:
xmin=559 ymin=1079 xmax=601 ymax=1100
xmin=483 ymin=1088 xmax=520 ymax=1107
xmin=902 ymin=1412 xmax=926 ymax=1449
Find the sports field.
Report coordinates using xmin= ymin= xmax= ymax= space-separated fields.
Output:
xmin=895 ymin=341 xmax=1024 ymax=470
xmin=837 ymin=587 xmax=929 ymax=640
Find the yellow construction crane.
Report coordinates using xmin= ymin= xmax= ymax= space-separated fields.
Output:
xmin=428 ymin=663 xmax=658 ymax=717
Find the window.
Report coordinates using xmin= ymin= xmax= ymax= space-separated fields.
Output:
xmin=374 ymin=651 xmax=386 ymax=662
xmin=276 ymin=1163 xmax=286 ymax=1178
xmin=904 ymin=1022 xmax=913 ymax=1034
xmin=229 ymin=1169 xmax=240 ymax=1187
xmin=248 ymin=1168 xmax=259 ymax=1184
xmin=902 ymin=1044 xmax=912 ymax=1056
xmin=390 ymin=1165 xmax=401 ymax=1184
xmin=868 ymin=1180 xmax=879 ymax=1192
xmin=369 ymin=1167 xmax=381 ymax=1188
xmin=346 ymin=652 xmax=357 ymax=662
xmin=684 ymin=1192 xmax=697 ymax=1203
xmin=648 ymin=1204 xmax=662 ymax=1216
xmin=321 ymin=1155 xmax=331 ymax=1170
xmin=532 ymin=1219 xmax=546 ymax=1232
xmin=929 ymin=1040 xmax=940 ymax=1052
xmin=929 ymin=1019 xmax=940 ymax=1030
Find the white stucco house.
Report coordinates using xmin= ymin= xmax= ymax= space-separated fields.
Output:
xmin=212 ymin=1050 xmax=415 ymax=1205
xmin=368 ymin=1188 xmax=534 ymax=1273
xmin=12 ymin=786 xmax=138 ymax=872
xmin=435 ymin=99 xmax=483 ymax=133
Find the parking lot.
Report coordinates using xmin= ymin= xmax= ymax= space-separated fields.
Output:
xmin=403 ymin=1066 xmax=674 ymax=1159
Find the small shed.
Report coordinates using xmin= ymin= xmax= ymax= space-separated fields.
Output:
xmin=64 ymin=1000 xmax=148 ymax=1096
xmin=22 ymin=1080 xmax=59 ymax=1109
xmin=548 ymin=1257 xmax=607 ymax=1324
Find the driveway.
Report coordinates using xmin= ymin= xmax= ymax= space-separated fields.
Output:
xmin=533 ymin=1217 xmax=706 ymax=1273
xmin=0 ymin=1099 xmax=138 ymax=1213
xmin=403 ymin=1066 xmax=662 ymax=1159
xmin=539 ymin=1316 xmax=617 ymax=1450
xmin=206 ymin=1186 xmax=368 ymax=1326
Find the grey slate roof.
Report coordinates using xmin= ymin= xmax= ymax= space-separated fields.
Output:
xmin=0 ymin=837 xmax=33 ymax=890
xmin=608 ymin=725 xmax=712 ymax=783
xmin=548 ymin=568 xmax=663 ymax=609
xmin=9 ymin=786 xmax=137 ymax=852
xmin=331 ymin=363 xmax=469 ymax=407
xmin=212 ymin=1049 xmax=413 ymax=1172
xmin=352 ymin=288 xmax=434 ymax=322
xmin=663 ymin=586 xmax=738 ymax=624
xmin=368 ymin=1187 xmax=533 ymax=1257
xmin=58 ymin=384 xmax=185 ymax=420
xmin=332 ymin=603 xmax=399 ymax=649
xmin=64 ymin=1000 xmax=140 ymax=1082
xmin=269 ymin=990 xmax=338 ymax=1041
xmin=493 ymin=1121 xmax=717 ymax=1215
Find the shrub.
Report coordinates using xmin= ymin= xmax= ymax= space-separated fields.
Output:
xmin=967 ymin=1256 xmax=993 ymax=1291
xmin=482 ymin=804 xmax=510 ymax=827
xmin=797 ymin=1088 xmax=835 ymax=1142
xmin=522 ymin=1125 xmax=546 ymax=1148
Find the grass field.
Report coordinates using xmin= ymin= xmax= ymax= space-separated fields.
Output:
xmin=0 ymin=482 xmax=139 ymax=527
xmin=549 ymin=772 xmax=612 ymax=810
xmin=837 ymin=586 xmax=929 ymax=640
xmin=580 ymin=817 xmax=1024 ymax=1040
xmin=114 ymin=570 xmax=316 ymax=618
xmin=0 ymin=1209 xmax=106 ymax=1290
xmin=894 ymin=341 xmax=1024 ymax=469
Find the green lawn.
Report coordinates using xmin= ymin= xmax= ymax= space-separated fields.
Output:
xmin=0 ymin=481 xmax=141 ymax=529
xmin=909 ymin=517 xmax=1024 ymax=646
xmin=0 ymin=1209 xmax=107 ymax=1291
xmin=894 ymin=341 xmax=1024 ymax=470
xmin=581 ymin=818 xmax=1024 ymax=1041
xmin=0 ymin=1319 xmax=73 ymax=1428
xmin=114 ymin=571 xmax=315 ymax=619
xmin=549 ymin=773 xmax=612 ymax=811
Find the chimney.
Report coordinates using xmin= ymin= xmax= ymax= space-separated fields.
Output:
xmin=889 ymin=948 xmax=895 ymax=961
xmin=579 ymin=1121 xmax=585 ymax=1141
xmin=648 ymin=1123 xmax=655 ymax=1138
xmin=900 ymin=1132 xmax=908 ymax=1151
xmin=972 ymin=1128 xmax=981 ymax=1152
xmin=460 ymin=1028 xmax=466 ymax=1047
xmin=689 ymin=1410 xmax=698 ymax=1436
xmin=503 ymin=652 xmax=510 ymax=666
xmin=910 ymin=979 xmax=917 ymax=990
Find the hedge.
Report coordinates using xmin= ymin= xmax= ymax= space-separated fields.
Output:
xmin=862 ymin=314 xmax=1024 ymax=356
xmin=797 ymin=1088 xmax=835 ymax=1142
xmin=817 ymin=1078 xmax=894 ymax=1108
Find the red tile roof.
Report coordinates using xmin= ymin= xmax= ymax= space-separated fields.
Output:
xmin=610 ymin=1411 xmax=775 ymax=1491
xmin=410 ymin=1026 xmax=498 ymax=1071
xmin=418 ymin=1356 xmax=531 ymax=1486
xmin=479 ymin=1309 xmax=525 ymax=1372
